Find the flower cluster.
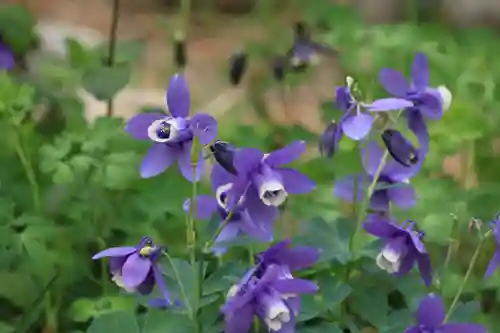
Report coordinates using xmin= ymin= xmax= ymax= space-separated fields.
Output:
xmin=91 ymin=51 xmax=492 ymax=332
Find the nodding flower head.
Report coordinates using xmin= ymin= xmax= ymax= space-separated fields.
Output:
xmin=210 ymin=140 xmax=238 ymax=175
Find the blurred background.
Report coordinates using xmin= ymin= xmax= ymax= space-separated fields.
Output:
xmin=2 ymin=0 xmax=500 ymax=332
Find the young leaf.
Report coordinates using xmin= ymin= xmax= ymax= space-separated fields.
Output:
xmin=86 ymin=311 xmax=138 ymax=333
xmin=140 ymin=310 xmax=193 ymax=333
xmin=82 ymin=65 xmax=131 ymax=101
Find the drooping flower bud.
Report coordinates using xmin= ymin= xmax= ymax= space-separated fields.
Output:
xmin=272 ymin=56 xmax=287 ymax=82
xmin=228 ymin=51 xmax=247 ymax=86
xmin=381 ymin=129 xmax=418 ymax=167
xmin=173 ymin=32 xmax=187 ymax=69
xmin=209 ymin=140 xmax=238 ymax=175
xmin=319 ymin=121 xmax=339 ymax=158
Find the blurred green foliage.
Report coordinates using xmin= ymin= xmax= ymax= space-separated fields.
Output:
xmin=1 ymin=0 xmax=500 ymax=332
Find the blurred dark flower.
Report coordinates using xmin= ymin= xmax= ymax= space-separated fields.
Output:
xmin=484 ymin=214 xmax=500 ymax=279
xmin=229 ymin=50 xmax=248 ymax=86
xmin=334 ymin=141 xmax=422 ymax=211
xmin=209 ymin=140 xmax=237 ymax=175
xmin=223 ymin=140 xmax=315 ymax=211
xmin=222 ymin=264 xmax=317 ymax=333
xmin=405 ymin=294 xmax=486 ymax=333
xmin=271 ymin=56 xmax=287 ymax=82
xmin=363 ymin=214 xmax=432 ymax=286
xmin=318 ymin=121 xmax=340 ymax=158
xmin=183 ymin=165 xmax=279 ymax=254
xmin=173 ymin=33 xmax=187 ymax=68
xmin=125 ymin=74 xmax=217 ymax=181
xmin=92 ymin=236 xmax=171 ymax=305
xmin=381 ymin=129 xmax=419 ymax=167
xmin=0 ymin=39 xmax=14 ymax=70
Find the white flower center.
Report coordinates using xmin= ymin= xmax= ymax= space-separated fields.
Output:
xmin=259 ymin=180 xmax=287 ymax=207
xmin=376 ymin=246 xmax=402 ymax=274
xmin=346 ymin=76 xmax=355 ymax=89
xmin=147 ymin=118 xmax=180 ymax=143
xmin=216 ymin=183 xmax=233 ymax=209
xmin=111 ymin=272 xmax=136 ymax=292
xmin=437 ymin=85 xmax=452 ymax=112
xmin=264 ymin=299 xmax=290 ymax=332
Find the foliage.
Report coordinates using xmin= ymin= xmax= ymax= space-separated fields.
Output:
xmin=0 ymin=1 xmax=499 ymax=333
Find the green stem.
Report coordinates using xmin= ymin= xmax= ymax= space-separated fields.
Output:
xmin=188 ymin=152 xmax=200 ymax=332
xmin=444 ymin=230 xmax=491 ymax=322
xmin=106 ymin=0 xmax=120 ymax=117
xmin=204 ymin=210 xmax=235 ymax=252
xmin=180 ymin=0 xmax=191 ymax=38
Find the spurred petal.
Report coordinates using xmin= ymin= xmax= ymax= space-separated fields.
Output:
xmin=125 ymin=113 xmax=166 ymax=140
xmin=281 ymin=246 xmax=320 ymax=271
xmin=212 ymin=224 xmax=241 ymax=255
xmin=441 ymin=323 xmax=487 ymax=333
xmin=92 ymin=246 xmax=136 ymax=259
xmin=416 ymin=294 xmax=445 ymax=329
xmin=484 ymin=250 xmax=500 ymax=279
xmin=411 ymin=53 xmax=430 ymax=91
xmin=363 ymin=216 xmax=401 ymax=238
xmin=166 ymin=74 xmax=190 ymax=117
xmin=361 ymin=141 xmax=386 ymax=176
xmin=190 ymin=113 xmax=217 ymax=145
xmin=387 ymin=185 xmax=416 ymax=209
xmin=239 ymin=210 xmax=273 ymax=242
xmin=418 ymin=91 xmax=443 ymax=120
xmin=417 ymin=254 xmax=432 ymax=287
xmin=183 ymin=195 xmax=218 ymax=220
xmin=244 ymin=185 xmax=279 ymax=224
xmin=140 ymin=144 xmax=179 ymax=178
xmin=177 ymin=141 xmax=204 ymax=182
xmin=277 ymin=168 xmax=315 ymax=194
xmin=152 ymin=264 xmax=172 ymax=305
xmin=272 ymin=278 xmax=318 ymax=295
xmin=265 ymin=140 xmax=306 ymax=166
xmin=224 ymin=304 xmax=253 ymax=333
xmin=121 ymin=253 xmax=152 ymax=288
xmin=335 ymin=86 xmax=351 ymax=111
xmin=234 ymin=148 xmax=264 ymax=174
xmin=342 ymin=112 xmax=374 ymax=141
xmin=378 ymin=68 xmax=409 ymax=97
xmin=333 ymin=174 xmax=365 ymax=203
xmin=368 ymin=98 xmax=413 ymax=112
xmin=210 ymin=163 xmax=235 ymax=192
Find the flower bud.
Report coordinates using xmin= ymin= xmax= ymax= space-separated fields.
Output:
xmin=272 ymin=56 xmax=287 ymax=82
xmin=319 ymin=121 xmax=339 ymax=158
xmin=209 ymin=140 xmax=238 ymax=175
xmin=228 ymin=51 xmax=247 ymax=86
xmin=173 ymin=32 xmax=187 ymax=69
xmin=381 ymin=129 xmax=418 ymax=167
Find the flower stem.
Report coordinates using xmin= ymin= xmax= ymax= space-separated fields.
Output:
xmin=444 ymin=230 xmax=491 ymax=322
xmin=106 ymin=0 xmax=120 ymax=117
xmin=188 ymin=153 xmax=200 ymax=332
xmin=204 ymin=210 xmax=235 ymax=252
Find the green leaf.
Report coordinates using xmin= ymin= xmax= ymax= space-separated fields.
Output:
xmin=298 ymin=322 xmax=343 ymax=333
xmin=87 ymin=311 xmax=138 ymax=333
xmin=69 ymin=297 xmax=136 ymax=323
xmin=349 ymin=286 xmax=389 ymax=328
xmin=0 ymin=4 xmax=36 ymax=55
xmin=140 ymin=310 xmax=193 ymax=333
xmin=297 ymin=295 xmax=323 ymax=322
xmin=66 ymin=38 xmax=100 ymax=69
xmin=448 ymin=301 xmax=481 ymax=323
xmin=95 ymin=40 xmax=146 ymax=65
xmin=82 ymin=66 xmax=131 ymax=101
xmin=52 ymin=162 xmax=74 ymax=184
xmin=420 ymin=213 xmax=454 ymax=245
xmin=0 ymin=321 xmax=13 ymax=333
xmin=317 ymin=274 xmax=352 ymax=307
xmin=160 ymin=258 xmax=197 ymax=315
xmin=378 ymin=309 xmax=412 ymax=333
xmin=0 ymin=272 xmax=38 ymax=308
xmin=203 ymin=261 xmax=246 ymax=295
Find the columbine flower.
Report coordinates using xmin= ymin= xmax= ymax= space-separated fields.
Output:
xmin=224 ymin=140 xmax=315 ymax=210
xmin=92 ymin=237 xmax=171 ymax=305
xmin=125 ymin=74 xmax=217 ymax=181
xmin=222 ymin=264 xmax=318 ymax=333
xmin=484 ymin=215 xmax=500 ymax=279
xmin=363 ymin=214 xmax=432 ymax=286
xmin=334 ymin=141 xmax=420 ymax=211
xmin=0 ymin=39 xmax=14 ymax=70
xmin=404 ymin=294 xmax=486 ymax=333
xmin=183 ymin=163 xmax=279 ymax=254
xmin=328 ymin=77 xmax=413 ymax=141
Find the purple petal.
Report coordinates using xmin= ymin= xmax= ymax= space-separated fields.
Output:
xmin=361 ymin=141 xmax=386 ymax=176
xmin=341 ymin=112 xmax=374 ymax=141
xmin=387 ymin=185 xmax=416 ymax=209
xmin=183 ymin=195 xmax=218 ymax=220
xmin=210 ymin=163 xmax=235 ymax=192
xmin=234 ymin=148 xmax=264 ymax=174
xmin=190 ymin=113 xmax=217 ymax=145
xmin=178 ymin=141 xmax=204 ymax=182
xmin=484 ymin=251 xmax=500 ymax=278
xmin=125 ymin=113 xmax=166 ymax=140
xmin=121 ymin=253 xmax=152 ymax=288
xmin=363 ymin=217 xmax=401 ymax=238
xmin=224 ymin=304 xmax=253 ymax=333
xmin=368 ymin=98 xmax=413 ymax=112
xmin=416 ymin=294 xmax=445 ymax=329
xmin=212 ymin=223 xmax=241 ymax=255
xmin=140 ymin=144 xmax=179 ymax=178
xmin=396 ymin=253 xmax=416 ymax=276
xmin=403 ymin=327 xmax=420 ymax=333
xmin=335 ymin=86 xmax=351 ymax=111
xmin=92 ymin=246 xmax=136 ymax=259
xmin=244 ymin=185 xmax=279 ymax=225
xmin=418 ymin=91 xmax=443 ymax=120
xmin=166 ymin=74 xmax=190 ymax=117
xmin=417 ymin=254 xmax=432 ymax=287
xmin=277 ymin=168 xmax=315 ymax=194
xmin=333 ymin=174 xmax=365 ymax=203
xmin=152 ymin=265 xmax=172 ymax=305
xmin=264 ymin=140 xmax=306 ymax=166
xmin=441 ymin=323 xmax=487 ymax=333
xmin=0 ymin=43 xmax=15 ymax=70
xmin=411 ymin=53 xmax=429 ymax=91
xmin=239 ymin=211 xmax=273 ymax=242
xmin=281 ymin=246 xmax=320 ymax=271
xmin=272 ymin=278 xmax=318 ymax=294
xmin=378 ymin=68 xmax=409 ymax=98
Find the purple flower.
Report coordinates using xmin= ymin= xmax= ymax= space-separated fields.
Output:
xmin=224 ymin=141 xmax=315 ymax=211
xmin=404 ymin=294 xmax=486 ymax=333
xmin=363 ymin=214 xmax=432 ymax=286
xmin=222 ymin=264 xmax=318 ymax=333
xmin=329 ymin=79 xmax=413 ymax=142
xmin=125 ymin=74 xmax=217 ymax=181
xmin=484 ymin=216 xmax=500 ymax=279
xmin=92 ymin=237 xmax=171 ymax=305
xmin=183 ymin=163 xmax=279 ymax=254
xmin=0 ymin=39 xmax=14 ymax=70
xmin=334 ymin=141 xmax=419 ymax=211
xmin=378 ymin=53 xmax=445 ymax=133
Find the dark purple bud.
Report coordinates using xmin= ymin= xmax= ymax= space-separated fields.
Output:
xmin=272 ymin=56 xmax=287 ymax=82
xmin=228 ymin=51 xmax=247 ymax=86
xmin=209 ymin=140 xmax=237 ymax=175
xmin=173 ymin=33 xmax=187 ymax=68
xmin=294 ymin=21 xmax=309 ymax=41
xmin=319 ymin=121 xmax=338 ymax=158
xmin=381 ymin=129 xmax=418 ymax=167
